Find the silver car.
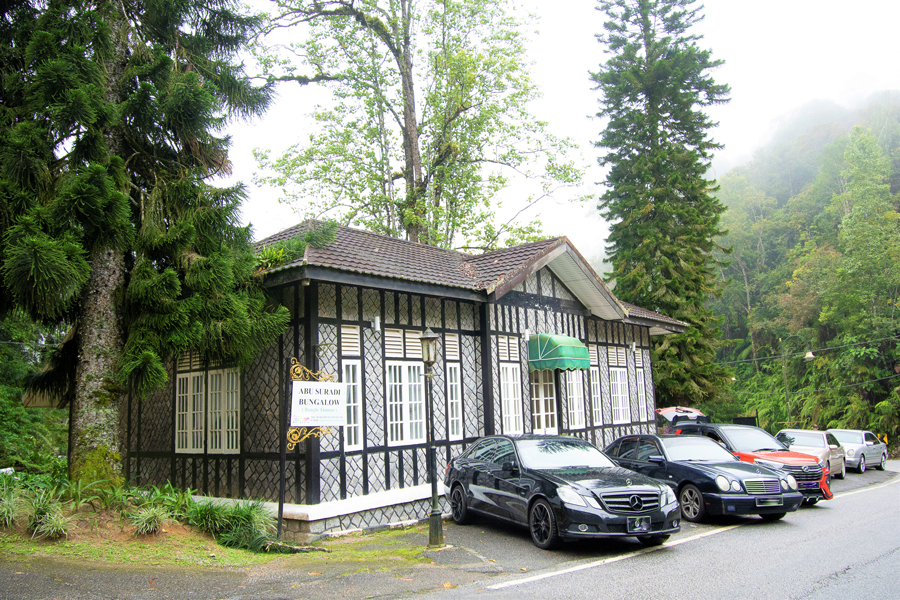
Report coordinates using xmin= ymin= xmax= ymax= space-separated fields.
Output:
xmin=775 ymin=429 xmax=847 ymax=480
xmin=827 ymin=429 xmax=888 ymax=473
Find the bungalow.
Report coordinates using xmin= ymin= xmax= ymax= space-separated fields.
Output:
xmin=123 ymin=221 xmax=686 ymax=541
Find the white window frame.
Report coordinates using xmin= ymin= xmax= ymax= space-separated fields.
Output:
xmin=386 ymin=361 xmax=425 ymax=446
xmin=610 ymin=367 xmax=631 ymax=425
xmin=177 ymin=368 xmax=239 ymax=454
xmin=446 ymin=362 xmax=463 ymax=441
xmin=343 ymin=359 xmax=363 ymax=451
xmin=530 ymin=369 xmax=558 ymax=435
xmin=500 ymin=364 xmax=523 ymax=434
xmin=636 ymin=369 xmax=648 ymax=422
xmin=590 ymin=367 xmax=602 ymax=425
xmin=566 ymin=371 xmax=585 ymax=429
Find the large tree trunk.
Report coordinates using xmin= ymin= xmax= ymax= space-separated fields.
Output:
xmin=68 ymin=2 xmax=129 ymax=483
xmin=69 ymin=246 xmax=126 ymax=483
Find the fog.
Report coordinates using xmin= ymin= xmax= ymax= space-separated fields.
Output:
xmin=226 ymin=0 xmax=898 ymax=267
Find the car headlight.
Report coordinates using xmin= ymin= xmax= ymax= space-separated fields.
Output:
xmin=556 ymin=486 xmax=587 ymax=507
xmin=846 ymin=448 xmax=855 ymax=458
xmin=817 ymin=460 xmax=826 ymax=469
xmin=716 ymin=475 xmax=730 ymax=492
xmin=754 ymin=459 xmax=783 ymax=471
xmin=731 ymin=480 xmax=742 ymax=492
xmin=662 ymin=486 xmax=677 ymax=505
xmin=786 ymin=475 xmax=798 ymax=491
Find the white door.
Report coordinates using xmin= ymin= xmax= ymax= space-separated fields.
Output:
xmin=530 ymin=369 xmax=557 ymax=434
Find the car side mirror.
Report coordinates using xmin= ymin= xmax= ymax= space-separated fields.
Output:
xmin=501 ymin=461 xmax=518 ymax=473
xmin=648 ymin=455 xmax=666 ymax=464
xmin=829 ymin=444 xmax=839 ymax=449
xmin=866 ymin=441 xmax=875 ymax=446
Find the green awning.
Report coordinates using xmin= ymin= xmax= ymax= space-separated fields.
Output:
xmin=527 ymin=334 xmax=590 ymax=372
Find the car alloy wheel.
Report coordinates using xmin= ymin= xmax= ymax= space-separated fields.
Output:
xmin=877 ymin=454 xmax=887 ymax=471
xmin=528 ymin=498 xmax=559 ymax=550
xmin=835 ymin=459 xmax=846 ymax=479
xmin=450 ymin=485 xmax=472 ymax=525
xmin=858 ymin=455 xmax=866 ymax=474
xmin=679 ymin=484 xmax=705 ymax=522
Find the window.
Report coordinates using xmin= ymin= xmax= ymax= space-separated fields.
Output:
xmin=446 ymin=363 xmax=463 ymax=440
xmin=608 ymin=347 xmax=630 ymax=424
xmin=590 ymin=367 xmax=602 ymax=425
xmin=635 ymin=350 xmax=649 ymax=421
xmin=343 ymin=360 xmax=362 ymax=451
xmin=500 ymin=364 xmax=523 ymax=434
xmin=530 ymin=369 xmax=557 ymax=434
xmin=565 ymin=371 xmax=585 ymax=429
xmin=176 ymin=368 xmax=240 ymax=454
xmin=386 ymin=361 xmax=425 ymax=445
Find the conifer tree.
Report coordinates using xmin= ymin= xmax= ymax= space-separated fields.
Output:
xmin=0 ymin=0 xmax=288 ymax=482
xmin=591 ymin=0 xmax=731 ymax=406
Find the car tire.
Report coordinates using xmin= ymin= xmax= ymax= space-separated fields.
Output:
xmin=876 ymin=453 xmax=887 ymax=471
xmin=857 ymin=455 xmax=866 ymax=474
xmin=449 ymin=485 xmax=472 ymax=525
xmin=834 ymin=459 xmax=846 ymax=479
xmin=760 ymin=512 xmax=786 ymax=521
xmin=638 ymin=534 xmax=670 ymax=547
xmin=528 ymin=498 xmax=559 ymax=550
xmin=678 ymin=484 xmax=706 ymax=523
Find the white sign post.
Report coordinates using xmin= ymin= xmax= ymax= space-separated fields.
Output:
xmin=290 ymin=381 xmax=347 ymax=427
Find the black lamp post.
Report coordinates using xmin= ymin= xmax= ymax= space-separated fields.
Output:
xmin=419 ymin=327 xmax=444 ymax=548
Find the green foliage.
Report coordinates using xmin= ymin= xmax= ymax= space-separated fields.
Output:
xmin=128 ymin=505 xmax=170 ymax=535
xmin=252 ymin=220 xmax=337 ymax=272
xmin=592 ymin=0 xmax=732 ymax=406
xmin=214 ymin=500 xmax=276 ymax=552
xmin=0 ymin=476 xmax=16 ymax=527
xmin=714 ymin=93 xmax=900 ymax=439
xmin=255 ymin=0 xmax=584 ymax=249
xmin=186 ymin=499 xmax=231 ymax=535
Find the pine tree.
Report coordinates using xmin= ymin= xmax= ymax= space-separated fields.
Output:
xmin=0 ymin=0 xmax=288 ymax=482
xmin=591 ymin=0 xmax=731 ymax=406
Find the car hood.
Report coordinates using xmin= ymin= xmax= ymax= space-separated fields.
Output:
xmin=536 ymin=466 xmax=663 ymax=491
xmin=785 ymin=445 xmax=829 ymax=461
xmin=676 ymin=460 xmax=782 ymax=479
xmin=739 ymin=450 xmax=820 ymax=465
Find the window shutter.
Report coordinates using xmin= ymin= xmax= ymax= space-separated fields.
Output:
xmin=405 ymin=330 xmax=422 ymax=359
xmin=634 ymin=349 xmax=643 ymax=368
xmin=341 ymin=325 xmax=361 ymax=356
xmin=385 ymin=329 xmax=404 ymax=357
xmin=445 ymin=333 xmax=460 ymax=361
xmin=497 ymin=335 xmax=509 ymax=362
xmin=508 ymin=336 xmax=520 ymax=362
xmin=589 ymin=345 xmax=599 ymax=366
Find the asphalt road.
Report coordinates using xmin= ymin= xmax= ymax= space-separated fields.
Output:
xmin=0 ymin=464 xmax=896 ymax=600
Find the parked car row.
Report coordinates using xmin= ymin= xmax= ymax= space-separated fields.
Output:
xmin=443 ymin=425 xmax=889 ymax=549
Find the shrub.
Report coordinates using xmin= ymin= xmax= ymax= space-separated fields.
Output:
xmin=129 ymin=505 xmax=169 ymax=535
xmin=186 ymin=500 xmax=230 ymax=535
xmin=32 ymin=507 xmax=72 ymax=539
xmin=0 ymin=476 xmax=16 ymax=527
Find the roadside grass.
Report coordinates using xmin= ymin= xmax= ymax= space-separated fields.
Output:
xmin=0 ymin=521 xmax=434 ymax=570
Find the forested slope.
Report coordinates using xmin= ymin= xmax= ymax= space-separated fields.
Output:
xmin=709 ymin=92 xmax=900 ymax=438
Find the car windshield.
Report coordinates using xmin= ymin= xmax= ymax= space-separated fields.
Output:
xmin=779 ymin=431 xmax=825 ymax=447
xmin=721 ymin=427 xmax=787 ymax=452
xmin=516 ymin=438 xmax=615 ymax=470
xmin=661 ymin=437 xmax=737 ymax=462
xmin=831 ymin=430 xmax=863 ymax=444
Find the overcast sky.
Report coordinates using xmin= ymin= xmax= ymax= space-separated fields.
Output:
xmin=226 ymin=0 xmax=898 ymax=264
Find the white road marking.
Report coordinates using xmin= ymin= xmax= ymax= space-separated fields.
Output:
xmin=487 ymin=473 xmax=899 ymax=591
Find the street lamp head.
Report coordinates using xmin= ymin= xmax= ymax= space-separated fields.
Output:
xmin=804 ymin=351 xmax=815 ymax=362
xmin=420 ymin=327 xmax=440 ymax=368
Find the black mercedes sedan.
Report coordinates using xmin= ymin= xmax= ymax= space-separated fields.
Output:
xmin=604 ymin=434 xmax=804 ymax=522
xmin=443 ymin=435 xmax=681 ymax=549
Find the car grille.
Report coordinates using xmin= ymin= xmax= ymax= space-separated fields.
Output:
xmin=598 ymin=491 xmax=661 ymax=514
xmin=782 ymin=464 xmax=824 ymax=481
xmin=743 ymin=478 xmax=781 ymax=495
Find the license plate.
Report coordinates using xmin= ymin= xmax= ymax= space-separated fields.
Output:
xmin=755 ymin=497 xmax=783 ymax=507
xmin=627 ymin=517 xmax=651 ymax=533
xmin=800 ymin=482 xmax=819 ymax=489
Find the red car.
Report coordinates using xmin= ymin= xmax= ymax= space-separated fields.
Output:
xmin=674 ymin=423 xmax=832 ymax=504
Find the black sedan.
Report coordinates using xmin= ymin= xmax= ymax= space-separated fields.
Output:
xmin=604 ymin=434 xmax=804 ymax=522
xmin=444 ymin=435 xmax=681 ymax=549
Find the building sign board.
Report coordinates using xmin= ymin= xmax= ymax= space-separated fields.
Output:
xmin=290 ymin=381 xmax=347 ymax=427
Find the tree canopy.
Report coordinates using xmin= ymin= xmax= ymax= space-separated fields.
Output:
xmin=0 ymin=0 xmax=288 ymax=482
xmin=591 ymin=0 xmax=731 ymax=407
xmin=252 ymin=0 xmax=585 ymax=250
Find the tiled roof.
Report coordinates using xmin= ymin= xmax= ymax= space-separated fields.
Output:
xmin=256 ymin=220 xmax=563 ymax=292
xmin=256 ymin=221 xmax=686 ymax=331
